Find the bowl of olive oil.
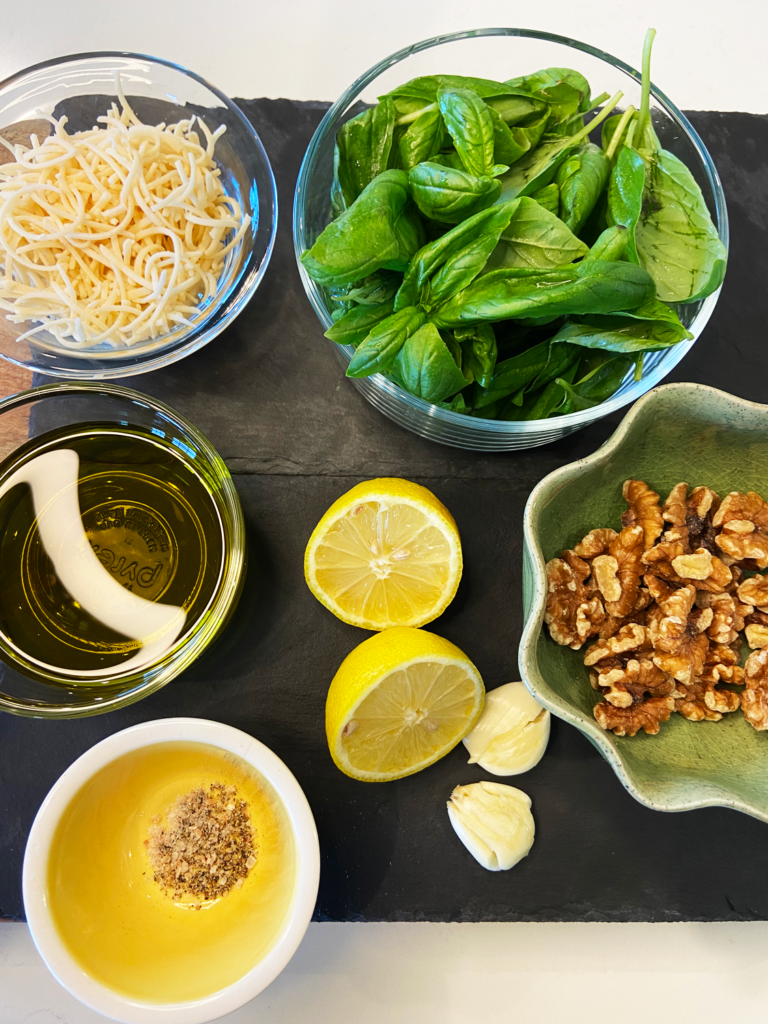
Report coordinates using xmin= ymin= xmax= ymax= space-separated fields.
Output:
xmin=0 ymin=383 xmax=245 ymax=716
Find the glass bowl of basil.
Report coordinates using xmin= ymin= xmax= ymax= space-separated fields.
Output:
xmin=293 ymin=28 xmax=728 ymax=451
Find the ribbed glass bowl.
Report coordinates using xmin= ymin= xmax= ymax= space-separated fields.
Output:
xmin=0 ymin=53 xmax=277 ymax=379
xmin=0 ymin=383 xmax=245 ymax=717
xmin=293 ymin=28 xmax=728 ymax=451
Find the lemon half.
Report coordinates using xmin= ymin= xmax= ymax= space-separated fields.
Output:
xmin=326 ymin=627 xmax=485 ymax=782
xmin=304 ymin=478 xmax=462 ymax=630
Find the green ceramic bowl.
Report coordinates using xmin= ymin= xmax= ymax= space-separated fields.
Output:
xmin=520 ymin=383 xmax=768 ymax=823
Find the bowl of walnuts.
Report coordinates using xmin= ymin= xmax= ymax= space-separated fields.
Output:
xmin=520 ymin=382 xmax=768 ymax=822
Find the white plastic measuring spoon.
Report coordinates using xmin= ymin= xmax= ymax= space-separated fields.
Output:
xmin=0 ymin=448 xmax=185 ymax=678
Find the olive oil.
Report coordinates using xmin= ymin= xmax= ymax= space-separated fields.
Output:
xmin=0 ymin=425 xmax=224 ymax=681
xmin=47 ymin=742 xmax=296 ymax=1003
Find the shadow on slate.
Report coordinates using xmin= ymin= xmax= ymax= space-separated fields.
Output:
xmin=2 ymin=102 xmax=768 ymax=923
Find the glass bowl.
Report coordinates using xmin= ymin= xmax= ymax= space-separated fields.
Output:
xmin=0 ymin=53 xmax=277 ymax=379
xmin=293 ymin=28 xmax=728 ymax=451
xmin=0 ymin=382 xmax=245 ymax=717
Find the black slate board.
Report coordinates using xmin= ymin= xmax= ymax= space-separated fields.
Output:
xmin=2 ymin=101 xmax=768 ymax=923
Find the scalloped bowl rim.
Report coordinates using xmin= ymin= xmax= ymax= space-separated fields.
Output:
xmin=293 ymin=27 xmax=728 ymax=435
xmin=518 ymin=382 xmax=768 ymax=822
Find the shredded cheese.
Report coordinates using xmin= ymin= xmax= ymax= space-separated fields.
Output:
xmin=0 ymin=80 xmax=247 ymax=350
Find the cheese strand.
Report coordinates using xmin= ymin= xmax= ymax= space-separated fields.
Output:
xmin=0 ymin=83 xmax=246 ymax=349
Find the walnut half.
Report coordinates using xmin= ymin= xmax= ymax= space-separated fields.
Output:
xmin=742 ymin=646 xmax=768 ymax=730
xmin=593 ymin=695 xmax=675 ymax=737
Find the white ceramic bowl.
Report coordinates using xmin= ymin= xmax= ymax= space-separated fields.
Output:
xmin=23 ymin=718 xmax=320 ymax=1023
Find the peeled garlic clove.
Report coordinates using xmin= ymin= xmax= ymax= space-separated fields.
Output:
xmin=447 ymin=781 xmax=534 ymax=871
xmin=462 ymin=681 xmax=549 ymax=776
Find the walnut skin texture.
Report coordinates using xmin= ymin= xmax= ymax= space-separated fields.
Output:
xmin=674 ymin=644 xmax=744 ymax=721
xmin=714 ymin=492 xmax=768 ymax=569
xmin=544 ymin=556 xmax=603 ymax=650
xmin=742 ymin=647 xmax=768 ymax=730
xmin=622 ymin=479 xmax=663 ymax=551
xmin=737 ymin=575 xmax=768 ymax=610
xmin=606 ymin=526 xmax=644 ymax=618
xmin=644 ymin=541 xmax=732 ymax=593
xmin=707 ymin=593 xmax=749 ymax=646
xmin=593 ymin=695 xmax=675 ymax=737
xmin=574 ymin=529 xmax=617 ymax=560
xmin=541 ymin=479 xmax=768 ymax=738
xmin=584 ymin=623 xmax=648 ymax=667
xmin=686 ymin=486 xmax=721 ymax=554
xmin=590 ymin=657 xmax=674 ymax=708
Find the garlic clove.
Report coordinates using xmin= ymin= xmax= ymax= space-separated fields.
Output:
xmin=447 ymin=781 xmax=535 ymax=871
xmin=462 ymin=681 xmax=550 ymax=776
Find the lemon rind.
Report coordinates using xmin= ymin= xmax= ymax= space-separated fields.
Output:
xmin=328 ymin=654 xmax=484 ymax=782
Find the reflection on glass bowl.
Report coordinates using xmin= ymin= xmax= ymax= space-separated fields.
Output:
xmin=0 ymin=382 xmax=245 ymax=717
xmin=293 ymin=28 xmax=728 ymax=451
xmin=0 ymin=53 xmax=277 ymax=379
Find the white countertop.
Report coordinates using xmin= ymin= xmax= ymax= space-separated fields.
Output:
xmin=2 ymin=1 xmax=767 ymax=1021
xmin=4 ymin=920 xmax=768 ymax=1024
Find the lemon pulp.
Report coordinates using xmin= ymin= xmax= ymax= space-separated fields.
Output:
xmin=305 ymin=479 xmax=462 ymax=630
xmin=46 ymin=742 xmax=296 ymax=1003
xmin=326 ymin=627 xmax=485 ymax=781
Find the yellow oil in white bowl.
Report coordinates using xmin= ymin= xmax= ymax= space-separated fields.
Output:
xmin=46 ymin=741 xmax=296 ymax=1003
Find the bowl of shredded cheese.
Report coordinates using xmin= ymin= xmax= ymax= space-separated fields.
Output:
xmin=0 ymin=53 xmax=277 ymax=378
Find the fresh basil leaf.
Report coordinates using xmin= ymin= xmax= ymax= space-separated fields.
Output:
xmin=443 ymin=330 xmax=464 ymax=368
xmin=429 ymin=150 xmax=466 ymax=170
xmin=437 ymin=88 xmax=507 ymax=178
xmin=498 ymin=138 xmax=575 ymax=201
xmin=395 ymin=322 xmax=468 ymax=401
xmin=497 ymin=93 xmax=620 ymax=202
xmin=331 ymin=143 xmax=348 ymax=216
xmin=472 ymin=401 xmax=500 ymax=419
xmin=387 ymin=202 xmax=426 ymax=271
xmin=425 ymin=234 xmax=501 ymax=308
xmin=398 ymin=107 xmax=445 ymax=170
xmin=606 ymin=144 xmax=645 ymax=263
xmin=549 ymin=318 xmax=690 ymax=353
xmin=554 ymin=353 xmax=633 ymax=412
xmin=346 ymin=306 xmax=425 ymax=377
xmin=601 ymin=113 xmax=625 ymax=154
xmin=490 ymin=196 xmax=588 ymax=269
xmin=473 ymin=340 xmax=552 ymax=408
xmin=436 ymin=393 xmax=470 ymax=413
xmin=635 ymin=148 xmax=727 ymax=303
xmin=583 ymin=225 xmax=629 ymax=263
xmin=504 ymin=68 xmax=591 ymax=121
xmin=627 ymin=29 xmax=726 ymax=301
xmin=605 ymin=297 xmax=692 ymax=334
xmin=431 ymin=259 xmax=655 ymax=328
xmin=336 ymin=98 xmax=397 ymax=205
xmin=325 ymin=299 xmax=396 ymax=347
xmin=488 ymin=107 xmax=547 ymax=167
xmin=384 ymin=74 xmax=522 ymax=105
xmin=394 ymin=200 xmax=519 ymax=309
xmin=456 ymin=324 xmax=497 ymax=388
xmin=555 ymin=142 xmax=609 ymax=233
xmin=525 ymin=362 xmax=579 ymax=419
xmin=408 ymin=162 xmax=501 ymax=224
xmin=529 ymin=182 xmax=560 ymax=217
xmin=487 ymin=95 xmax=548 ymax=125
xmin=527 ymin=340 xmax=581 ymax=392
xmin=330 ymin=270 xmax=401 ymax=307
xmin=302 ymin=170 xmax=415 ymax=287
